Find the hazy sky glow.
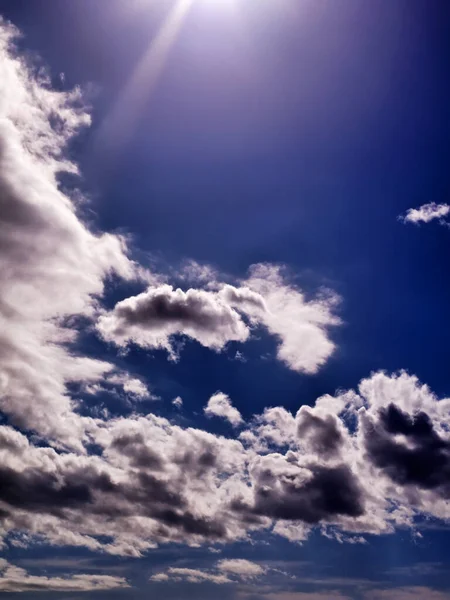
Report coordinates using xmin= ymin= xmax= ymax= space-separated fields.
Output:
xmin=0 ymin=1 xmax=449 ymax=599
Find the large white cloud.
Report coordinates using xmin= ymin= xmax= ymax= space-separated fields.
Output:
xmin=0 ymin=19 xmax=141 ymax=448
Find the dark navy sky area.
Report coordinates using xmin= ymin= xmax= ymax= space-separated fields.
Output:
xmin=0 ymin=0 xmax=450 ymax=598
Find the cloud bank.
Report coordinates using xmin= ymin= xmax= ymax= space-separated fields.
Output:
xmin=0 ymin=371 xmax=450 ymax=556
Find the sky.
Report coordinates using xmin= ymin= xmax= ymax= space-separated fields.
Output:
xmin=0 ymin=0 xmax=449 ymax=598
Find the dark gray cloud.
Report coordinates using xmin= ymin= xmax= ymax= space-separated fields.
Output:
xmin=251 ymin=463 xmax=365 ymax=523
xmin=0 ymin=465 xmax=93 ymax=514
xmin=297 ymin=408 xmax=345 ymax=458
xmin=111 ymin=433 xmax=164 ymax=470
xmin=364 ymin=403 xmax=450 ymax=495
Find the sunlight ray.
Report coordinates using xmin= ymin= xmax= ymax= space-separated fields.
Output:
xmin=94 ymin=0 xmax=194 ymax=156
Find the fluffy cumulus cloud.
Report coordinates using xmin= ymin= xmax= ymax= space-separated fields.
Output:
xmin=400 ymin=202 xmax=450 ymax=224
xmin=97 ymin=284 xmax=251 ymax=358
xmin=0 ymin=19 xmax=141 ymax=448
xmin=205 ymin=392 xmax=243 ymax=426
xmin=1 ymin=370 xmax=450 ymax=556
xmin=242 ymin=264 xmax=340 ymax=373
xmin=0 ymin=559 xmax=129 ymax=592
xmin=97 ymin=266 xmax=339 ymax=374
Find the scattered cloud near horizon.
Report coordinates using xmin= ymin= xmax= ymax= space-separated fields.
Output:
xmin=0 ymin=559 xmax=129 ymax=592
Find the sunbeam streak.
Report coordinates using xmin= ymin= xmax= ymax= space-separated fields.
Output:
xmin=94 ymin=0 xmax=194 ymax=157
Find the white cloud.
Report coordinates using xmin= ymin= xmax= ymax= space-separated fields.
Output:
xmin=172 ymin=396 xmax=183 ymax=408
xmin=400 ymin=202 xmax=450 ymax=224
xmin=177 ymin=259 xmax=218 ymax=285
xmin=107 ymin=373 xmax=151 ymax=400
xmin=217 ymin=558 xmax=266 ymax=578
xmin=151 ymin=567 xmax=232 ymax=584
xmin=241 ymin=406 xmax=297 ymax=452
xmin=97 ymin=284 xmax=251 ymax=359
xmin=151 ymin=559 xmax=267 ymax=585
xmin=0 ymin=560 xmax=129 ymax=592
xmin=243 ymin=264 xmax=340 ymax=374
xmin=98 ymin=266 xmax=340 ymax=375
xmin=150 ymin=572 xmax=170 ymax=582
xmin=0 ymin=19 xmax=140 ymax=448
xmin=205 ymin=392 xmax=243 ymax=426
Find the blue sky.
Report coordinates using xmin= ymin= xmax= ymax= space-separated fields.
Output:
xmin=0 ymin=0 xmax=449 ymax=598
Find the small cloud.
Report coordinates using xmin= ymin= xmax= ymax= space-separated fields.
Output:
xmin=172 ymin=396 xmax=183 ymax=409
xmin=150 ymin=559 xmax=271 ymax=586
xmin=100 ymin=373 xmax=157 ymax=401
xmin=150 ymin=573 xmax=170 ymax=582
xmin=178 ymin=260 xmax=218 ymax=286
xmin=217 ymin=558 xmax=266 ymax=579
xmin=204 ymin=392 xmax=243 ymax=427
xmin=400 ymin=202 xmax=450 ymax=225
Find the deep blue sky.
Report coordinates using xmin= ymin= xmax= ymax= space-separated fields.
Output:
xmin=4 ymin=0 xmax=449 ymax=405
xmin=1 ymin=0 xmax=450 ymax=598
